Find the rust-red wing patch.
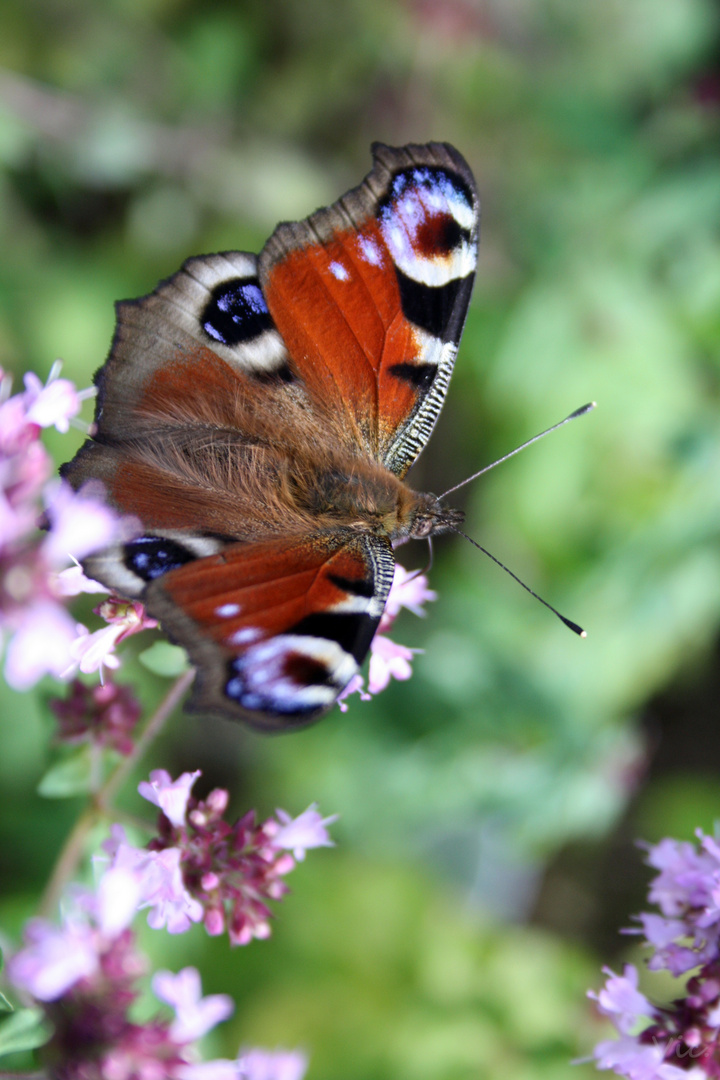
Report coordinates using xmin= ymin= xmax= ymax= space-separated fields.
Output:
xmin=154 ymin=537 xmax=368 ymax=647
xmin=262 ymin=220 xmax=419 ymax=457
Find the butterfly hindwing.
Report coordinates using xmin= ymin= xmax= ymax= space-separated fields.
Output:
xmin=140 ymin=532 xmax=395 ymax=729
xmin=259 ymin=141 xmax=479 ymax=476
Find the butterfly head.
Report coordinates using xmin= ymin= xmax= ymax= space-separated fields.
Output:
xmin=408 ymin=494 xmax=464 ymax=540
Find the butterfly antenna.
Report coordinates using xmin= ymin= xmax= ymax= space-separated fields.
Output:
xmin=451 ymin=527 xmax=586 ymax=637
xmin=440 ymin=402 xmax=596 ymax=499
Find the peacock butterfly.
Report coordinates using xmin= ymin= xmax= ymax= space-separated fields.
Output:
xmin=61 ymin=142 xmax=479 ymax=730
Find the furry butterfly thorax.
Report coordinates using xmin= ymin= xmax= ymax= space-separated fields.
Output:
xmin=62 ymin=141 xmax=479 ymax=730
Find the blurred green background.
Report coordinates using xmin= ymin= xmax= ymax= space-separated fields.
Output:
xmin=2 ymin=0 xmax=720 ymax=1076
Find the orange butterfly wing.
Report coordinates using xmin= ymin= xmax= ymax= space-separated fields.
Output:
xmin=260 ymin=142 xmax=479 ymax=477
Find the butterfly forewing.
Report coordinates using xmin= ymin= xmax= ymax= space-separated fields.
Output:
xmin=259 ymin=141 xmax=479 ymax=476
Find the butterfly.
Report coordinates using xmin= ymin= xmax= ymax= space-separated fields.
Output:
xmin=61 ymin=141 xmax=479 ymax=730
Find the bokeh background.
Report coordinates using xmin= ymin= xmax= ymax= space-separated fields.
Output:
xmin=2 ymin=0 xmax=720 ymax=1076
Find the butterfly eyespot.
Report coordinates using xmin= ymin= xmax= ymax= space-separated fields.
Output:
xmin=124 ymin=537 xmax=196 ymax=582
xmin=201 ymin=277 xmax=273 ymax=347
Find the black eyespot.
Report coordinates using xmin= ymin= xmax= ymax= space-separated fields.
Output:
xmin=124 ymin=536 xmax=195 ymax=582
xmin=201 ymin=277 xmax=273 ymax=347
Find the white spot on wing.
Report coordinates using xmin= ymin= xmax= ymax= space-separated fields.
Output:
xmin=357 ymin=235 xmax=382 ymax=265
xmin=229 ymin=626 xmax=262 ymax=645
xmin=329 ymin=261 xmax=349 ymax=281
xmin=216 ymin=603 xmax=241 ymax=618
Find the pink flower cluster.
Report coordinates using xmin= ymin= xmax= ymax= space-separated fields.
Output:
xmin=591 ymin=831 xmax=720 ymax=1079
xmin=106 ymin=769 xmax=336 ymax=945
xmin=51 ymin=677 xmax=143 ymax=756
xmin=338 ymin=564 xmax=436 ymax=709
xmin=0 ymin=366 xmax=145 ymax=688
xmin=6 ymin=866 xmax=307 ymax=1080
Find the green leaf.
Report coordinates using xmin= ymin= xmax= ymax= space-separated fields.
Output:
xmin=37 ymin=746 xmax=94 ymax=798
xmin=138 ymin=641 xmax=188 ymax=677
xmin=0 ymin=992 xmax=12 ymax=1013
xmin=0 ymin=1007 xmax=50 ymax=1056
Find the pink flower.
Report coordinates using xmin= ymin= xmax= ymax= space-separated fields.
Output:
xmin=54 ymin=561 xmax=109 ymax=596
xmin=6 ymin=866 xmax=142 ymax=1001
xmin=139 ymin=769 xmax=202 ymax=828
xmin=105 ymin=827 xmax=203 ymax=934
xmin=383 ymin=564 xmax=437 ymax=620
xmin=368 ymin=633 xmax=418 ymax=694
xmin=152 ymin=967 xmax=234 ymax=1043
xmin=270 ymin=804 xmax=337 ymax=862
xmin=0 ymin=369 xmax=141 ymax=691
xmin=6 ymin=917 xmax=99 ymax=1001
xmin=22 ymin=366 xmax=91 ymax=434
xmin=177 ymin=1064 xmax=241 ymax=1080
xmin=337 ymin=673 xmax=371 ymax=711
xmin=237 ymin=1049 xmax=308 ymax=1080
xmin=127 ymin=771 xmax=336 ymax=945
xmin=51 ymin=678 xmax=142 ymax=756
xmin=65 ymin=597 xmax=157 ymax=679
xmin=4 ymin=598 xmax=79 ymax=689
xmin=43 ymin=480 xmax=124 ymax=566
xmin=8 ymin=875 xmax=242 ymax=1079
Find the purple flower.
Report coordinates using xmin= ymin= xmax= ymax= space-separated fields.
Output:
xmin=6 ymin=916 xmax=100 ymax=1001
xmin=592 ymin=1033 xmax=694 ymax=1080
xmin=590 ymin=831 xmax=720 ymax=1078
xmin=589 ymin=966 xmax=652 ymax=1034
xmin=6 ymin=866 xmax=142 ymax=1000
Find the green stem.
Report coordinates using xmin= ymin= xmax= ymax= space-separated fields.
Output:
xmin=37 ymin=669 xmax=195 ymax=919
